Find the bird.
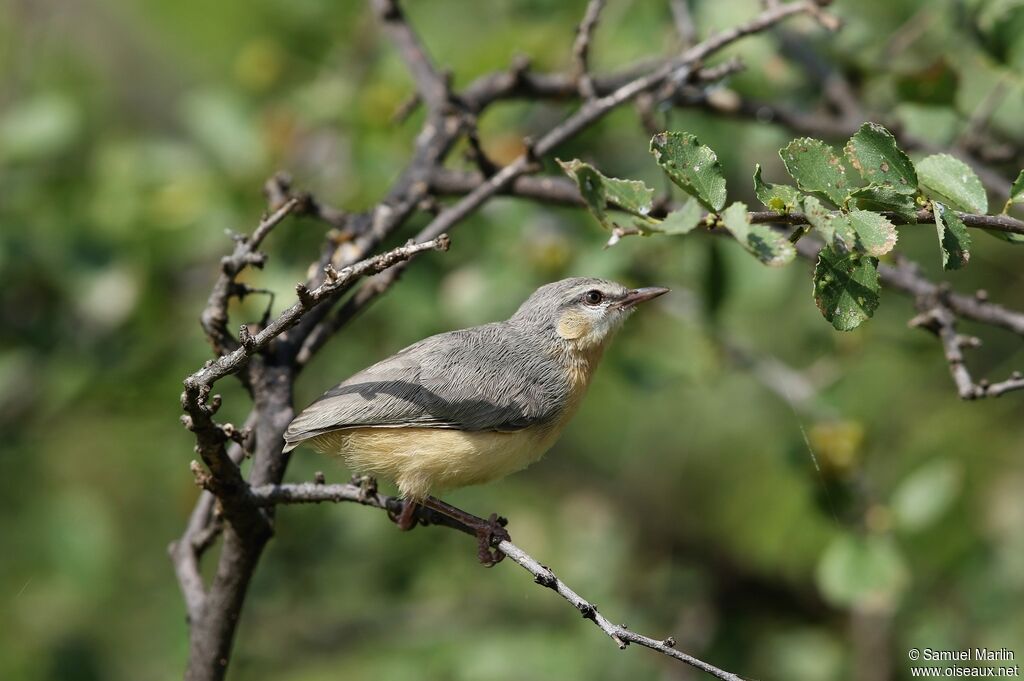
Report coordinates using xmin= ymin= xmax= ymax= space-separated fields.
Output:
xmin=283 ymin=277 xmax=668 ymax=564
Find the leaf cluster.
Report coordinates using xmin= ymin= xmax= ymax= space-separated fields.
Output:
xmin=561 ymin=123 xmax=1018 ymax=331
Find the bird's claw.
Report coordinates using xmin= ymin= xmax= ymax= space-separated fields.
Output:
xmin=388 ymin=498 xmax=420 ymax=531
xmin=475 ymin=513 xmax=510 ymax=567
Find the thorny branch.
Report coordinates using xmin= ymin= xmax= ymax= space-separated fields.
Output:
xmin=247 ymin=480 xmax=744 ymax=681
xmin=170 ymin=1 xmax=1024 ymax=680
xmin=909 ymin=297 xmax=1024 ymax=400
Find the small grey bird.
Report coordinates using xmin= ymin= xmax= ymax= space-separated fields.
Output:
xmin=284 ymin=277 xmax=667 ymax=563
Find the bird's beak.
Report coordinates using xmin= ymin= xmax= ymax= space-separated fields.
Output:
xmin=616 ymin=286 xmax=669 ymax=310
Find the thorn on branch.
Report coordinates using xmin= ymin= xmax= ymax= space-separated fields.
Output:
xmin=314 ymin=471 xmax=326 ymax=485
xmin=264 ymin=172 xmax=292 ymax=209
xmin=578 ymin=602 xmax=598 ymax=620
xmin=510 ymin=54 xmax=531 ymax=83
xmin=239 ymin=324 xmax=256 ymax=351
xmin=534 ymin=567 xmax=558 ymax=590
xmin=664 ymin=636 xmax=677 ymax=648
xmin=295 ymin=283 xmax=315 ymax=308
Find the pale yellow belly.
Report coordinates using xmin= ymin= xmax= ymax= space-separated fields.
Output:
xmin=309 ymin=426 xmax=561 ymax=500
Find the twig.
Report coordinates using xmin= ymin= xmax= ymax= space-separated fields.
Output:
xmin=371 ymin=0 xmax=450 ymax=111
xmin=908 ymin=299 xmax=1024 ymax=400
xmin=572 ymin=0 xmax=607 ymax=99
xmin=186 ymin=234 xmax=450 ymax=391
xmin=670 ymin=0 xmax=697 ymax=47
xmin=426 ymin=169 xmax=1024 ymax=238
xmin=199 ymin=197 xmax=299 ymax=356
xmin=249 ymin=481 xmax=744 ymax=681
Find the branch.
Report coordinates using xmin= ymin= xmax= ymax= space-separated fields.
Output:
xmin=322 ymin=0 xmax=829 ymax=343
xmin=572 ymin=0 xmax=607 ymax=99
xmin=427 ymin=168 xmax=1024 ymax=237
xmin=370 ymin=0 xmax=450 ymax=111
xmin=199 ymin=197 xmax=300 ymax=356
xmin=185 ymin=234 xmax=450 ymax=391
xmin=249 ymin=481 xmax=744 ymax=681
xmin=908 ymin=299 xmax=1024 ymax=400
xmin=428 ymin=164 xmax=1024 ymax=401
xmin=670 ymin=0 xmax=697 ymax=48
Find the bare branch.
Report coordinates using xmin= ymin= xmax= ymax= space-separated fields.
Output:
xmin=909 ymin=300 xmax=1024 ymax=400
xmin=249 ymin=481 xmax=744 ymax=681
xmin=670 ymin=0 xmax=697 ymax=47
xmin=186 ymin=234 xmax=450 ymax=391
xmin=199 ymin=197 xmax=299 ymax=356
xmin=370 ymin=0 xmax=450 ymax=111
xmin=572 ymin=0 xmax=607 ymax=99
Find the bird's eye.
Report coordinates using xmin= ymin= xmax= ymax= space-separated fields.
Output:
xmin=583 ymin=289 xmax=604 ymax=306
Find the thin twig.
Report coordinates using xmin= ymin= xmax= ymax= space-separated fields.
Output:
xmin=908 ymin=300 xmax=1024 ymax=400
xmin=670 ymin=0 xmax=697 ymax=47
xmin=249 ymin=482 xmax=744 ymax=681
xmin=572 ymin=0 xmax=607 ymax=99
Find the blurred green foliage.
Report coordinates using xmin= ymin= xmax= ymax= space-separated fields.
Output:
xmin=2 ymin=0 xmax=1023 ymax=680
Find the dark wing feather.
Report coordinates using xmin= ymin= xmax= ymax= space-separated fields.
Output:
xmin=283 ymin=322 xmax=566 ymax=448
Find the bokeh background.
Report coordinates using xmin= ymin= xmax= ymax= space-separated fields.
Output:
xmin=2 ymin=0 xmax=1023 ymax=679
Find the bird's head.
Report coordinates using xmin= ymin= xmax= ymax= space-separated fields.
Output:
xmin=510 ymin=277 xmax=669 ymax=352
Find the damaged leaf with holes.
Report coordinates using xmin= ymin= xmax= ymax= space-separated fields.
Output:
xmin=849 ymin=184 xmax=919 ymax=223
xmin=933 ymin=201 xmax=971 ymax=269
xmin=803 ymin=197 xmax=896 ymax=256
xmin=558 ymin=159 xmax=654 ymax=229
xmin=844 ymin=122 xmax=917 ymax=192
xmin=720 ymin=201 xmax=795 ymax=266
xmin=780 ymin=137 xmax=851 ymax=207
xmin=753 ymin=164 xmax=801 ymax=212
xmin=813 ymin=246 xmax=880 ymax=331
xmin=650 ymin=131 xmax=727 ymax=212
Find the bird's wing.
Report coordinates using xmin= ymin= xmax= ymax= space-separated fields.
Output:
xmin=284 ymin=324 xmax=564 ymax=447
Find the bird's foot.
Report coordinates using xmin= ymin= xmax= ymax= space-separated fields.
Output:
xmin=420 ymin=496 xmax=511 ymax=566
xmin=387 ymin=498 xmax=420 ymax=531
xmin=474 ymin=513 xmax=510 ymax=567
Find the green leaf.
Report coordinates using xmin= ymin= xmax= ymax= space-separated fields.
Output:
xmin=802 ymin=198 xmax=897 ymax=256
xmin=891 ymin=460 xmax=961 ymax=532
xmin=844 ymin=122 xmax=917 ymax=192
xmin=813 ymin=246 xmax=880 ymax=331
xmin=558 ymin=159 xmax=654 ymax=228
xmin=779 ymin=137 xmax=851 ymax=207
xmin=816 ymin=534 xmax=908 ymax=609
xmin=753 ymin=164 xmax=802 ymax=212
xmin=652 ymin=198 xmax=703 ymax=235
xmin=804 ymin=196 xmax=856 ymax=251
xmin=1010 ymin=169 xmax=1024 ymax=206
xmin=848 ymin=210 xmax=898 ymax=257
xmin=720 ymin=202 xmax=795 ymax=266
xmin=916 ymin=154 xmax=988 ymax=213
xmin=649 ymin=132 xmax=727 ymax=211
xmin=849 ymin=184 xmax=919 ymax=223
xmin=1000 ymin=169 xmax=1024 ymax=221
xmin=933 ymin=201 xmax=971 ymax=270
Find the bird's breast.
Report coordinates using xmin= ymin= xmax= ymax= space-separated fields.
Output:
xmin=312 ymin=426 xmax=563 ymax=500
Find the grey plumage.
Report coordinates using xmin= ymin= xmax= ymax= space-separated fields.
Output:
xmin=283 ymin=277 xmax=628 ymax=451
